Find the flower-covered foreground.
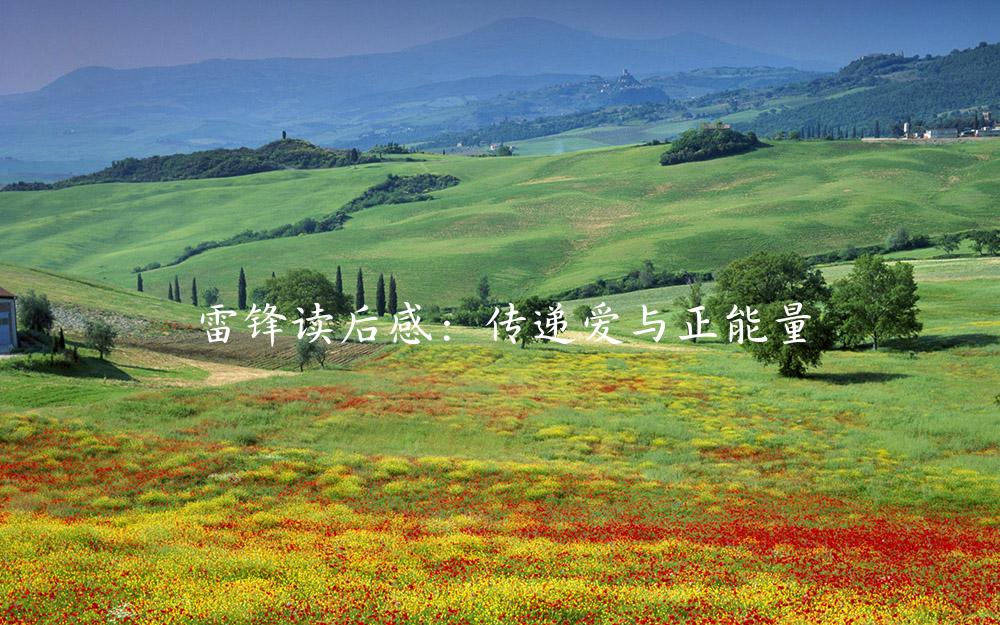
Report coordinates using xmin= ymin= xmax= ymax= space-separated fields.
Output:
xmin=1 ymin=342 xmax=998 ymax=624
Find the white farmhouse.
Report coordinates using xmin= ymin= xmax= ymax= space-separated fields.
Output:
xmin=0 ymin=286 xmax=17 ymax=353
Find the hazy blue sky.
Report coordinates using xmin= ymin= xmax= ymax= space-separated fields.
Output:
xmin=2 ymin=0 xmax=998 ymax=94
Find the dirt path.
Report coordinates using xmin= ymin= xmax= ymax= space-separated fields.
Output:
xmin=173 ymin=356 xmax=294 ymax=386
xmin=115 ymin=346 xmax=293 ymax=387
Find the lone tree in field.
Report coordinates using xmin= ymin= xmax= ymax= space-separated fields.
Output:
xmin=513 ymin=295 xmax=559 ymax=349
xmin=84 ymin=319 xmax=117 ymax=360
xmin=238 ymin=267 xmax=248 ymax=310
xmin=260 ymin=269 xmax=351 ymax=326
xmin=168 ymin=283 xmax=174 ymax=301
xmin=191 ymin=278 xmax=199 ymax=307
xmin=18 ymin=290 xmax=54 ymax=334
xmin=335 ymin=266 xmax=343 ymax=294
xmin=708 ymin=252 xmax=834 ymax=377
xmin=376 ymin=273 xmax=386 ymax=317
xmin=174 ymin=276 xmax=182 ymax=303
xmin=937 ymin=233 xmax=963 ymax=256
xmin=295 ymin=338 xmax=330 ymax=371
xmin=295 ymin=338 xmax=320 ymax=371
xmin=573 ymin=304 xmax=592 ymax=326
xmin=388 ymin=274 xmax=398 ymax=316
xmin=355 ymin=269 xmax=365 ymax=311
xmin=830 ymin=254 xmax=921 ymax=350
xmin=673 ymin=279 xmax=705 ymax=342
xmin=137 ymin=273 xmax=144 ymax=292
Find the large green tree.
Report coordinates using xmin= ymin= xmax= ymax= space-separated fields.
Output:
xmin=261 ymin=269 xmax=351 ymax=325
xmin=830 ymin=254 xmax=921 ymax=350
xmin=708 ymin=252 xmax=833 ymax=377
xmin=18 ymin=290 xmax=54 ymax=334
xmin=512 ymin=295 xmax=560 ymax=349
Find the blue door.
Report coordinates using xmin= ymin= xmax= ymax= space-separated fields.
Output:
xmin=0 ymin=309 xmax=10 ymax=351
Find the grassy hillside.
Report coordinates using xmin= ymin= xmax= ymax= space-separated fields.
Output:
xmin=1 ymin=140 xmax=999 ymax=307
xmin=0 ymin=262 xmax=194 ymax=325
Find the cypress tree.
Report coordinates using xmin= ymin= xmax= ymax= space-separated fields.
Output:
xmin=58 ymin=328 xmax=66 ymax=351
xmin=388 ymin=274 xmax=398 ymax=316
xmin=174 ymin=275 xmax=182 ymax=303
xmin=137 ymin=272 xmax=144 ymax=292
xmin=168 ymin=283 xmax=174 ymax=301
xmin=238 ymin=267 xmax=247 ymax=310
xmin=355 ymin=268 xmax=365 ymax=311
xmin=335 ymin=266 xmax=343 ymax=294
xmin=376 ymin=273 xmax=386 ymax=317
xmin=191 ymin=277 xmax=198 ymax=307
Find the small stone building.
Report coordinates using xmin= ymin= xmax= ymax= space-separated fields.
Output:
xmin=0 ymin=287 xmax=17 ymax=353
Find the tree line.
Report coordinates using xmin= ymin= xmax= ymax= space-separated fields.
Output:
xmin=132 ymin=173 xmax=460 ymax=270
xmin=147 ymin=266 xmax=399 ymax=318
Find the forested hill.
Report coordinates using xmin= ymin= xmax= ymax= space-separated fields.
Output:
xmin=2 ymin=139 xmax=381 ymax=191
xmin=423 ymin=42 xmax=1000 ymax=151
xmin=745 ymin=42 xmax=1000 ymax=135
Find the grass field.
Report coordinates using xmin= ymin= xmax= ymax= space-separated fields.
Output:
xmin=2 ymin=140 xmax=999 ymax=307
xmin=0 ymin=254 xmax=997 ymax=623
xmin=0 ymin=262 xmax=196 ymax=326
xmin=1 ymin=137 xmax=998 ymax=622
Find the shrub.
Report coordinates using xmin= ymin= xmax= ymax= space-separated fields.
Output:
xmin=202 ymin=287 xmax=220 ymax=307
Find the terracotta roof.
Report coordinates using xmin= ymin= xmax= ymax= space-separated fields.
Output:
xmin=0 ymin=286 xmax=14 ymax=298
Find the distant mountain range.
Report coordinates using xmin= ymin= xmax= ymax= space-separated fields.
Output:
xmin=0 ymin=18 xmax=825 ymax=180
xmin=7 ymin=17 xmax=996 ymax=182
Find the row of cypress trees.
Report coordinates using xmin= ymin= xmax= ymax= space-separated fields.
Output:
xmin=343 ymin=265 xmax=397 ymax=317
xmin=136 ymin=265 xmax=399 ymax=315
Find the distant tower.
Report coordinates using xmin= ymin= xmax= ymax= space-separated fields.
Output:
xmin=282 ymin=130 xmax=287 ymax=140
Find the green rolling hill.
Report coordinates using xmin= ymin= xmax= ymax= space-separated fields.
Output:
xmin=1 ymin=140 xmax=999 ymax=307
